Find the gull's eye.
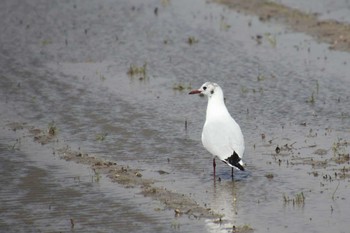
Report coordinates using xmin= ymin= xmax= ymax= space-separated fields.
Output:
xmin=203 ymin=86 xmax=207 ymax=90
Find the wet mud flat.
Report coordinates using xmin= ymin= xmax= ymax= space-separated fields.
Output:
xmin=1 ymin=0 xmax=350 ymax=232
xmin=2 ymin=122 xmax=253 ymax=233
xmin=1 ymin=127 xmax=202 ymax=233
xmin=3 ymin=117 xmax=350 ymax=233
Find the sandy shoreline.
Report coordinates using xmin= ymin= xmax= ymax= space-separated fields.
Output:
xmin=215 ymin=0 xmax=350 ymax=52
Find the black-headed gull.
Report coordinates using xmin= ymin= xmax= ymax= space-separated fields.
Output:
xmin=189 ymin=82 xmax=245 ymax=177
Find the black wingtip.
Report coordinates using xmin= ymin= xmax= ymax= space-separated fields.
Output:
xmin=235 ymin=163 xmax=245 ymax=171
xmin=224 ymin=151 xmax=245 ymax=171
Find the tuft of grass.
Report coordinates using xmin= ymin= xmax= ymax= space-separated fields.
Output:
xmin=283 ymin=193 xmax=289 ymax=204
xmin=95 ymin=71 xmax=106 ymax=81
xmin=48 ymin=121 xmax=57 ymax=136
xmin=295 ymin=192 xmax=305 ymax=205
xmin=220 ymin=16 xmax=231 ymax=31
xmin=265 ymin=173 xmax=274 ymax=179
xmin=340 ymin=112 xmax=350 ymax=120
xmin=95 ymin=133 xmax=108 ymax=142
xmin=41 ymin=39 xmax=52 ymax=46
xmin=283 ymin=192 xmax=305 ymax=207
xmin=92 ymin=168 xmax=101 ymax=182
xmin=240 ymin=86 xmax=249 ymax=94
xmin=264 ymin=33 xmax=276 ymax=47
xmin=306 ymin=91 xmax=315 ymax=104
xmin=127 ymin=63 xmax=147 ymax=79
xmin=257 ymin=74 xmax=265 ymax=81
xmin=307 ymin=81 xmax=320 ymax=104
xmin=187 ymin=36 xmax=198 ymax=45
xmin=173 ymin=83 xmax=192 ymax=91
xmin=332 ymin=181 xmax=340 ymax=200
xmin=99 ymin=72 xmax=106 ymax=81
xmin=31 ymin=96 xmax=37 ymax=103
xmin=10 ymin=138 xmax=21 ymax=151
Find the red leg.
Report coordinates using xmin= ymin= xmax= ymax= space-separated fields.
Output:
xmin=213 ymin=158 xmax=216 ymax=178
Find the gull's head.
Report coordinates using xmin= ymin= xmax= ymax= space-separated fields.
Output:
xmin=189 ymin=82 xmax=221 ymax=98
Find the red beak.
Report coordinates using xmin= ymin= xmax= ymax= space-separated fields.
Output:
xmin=189 ymin=89 xmax=201 ymax=95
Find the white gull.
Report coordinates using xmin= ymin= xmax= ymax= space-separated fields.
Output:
xmin=189 ymin=82 xmax=245 ymax=177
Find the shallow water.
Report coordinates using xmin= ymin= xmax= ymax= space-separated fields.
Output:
xmin=1 ymin=0 xmax=350 ymax=232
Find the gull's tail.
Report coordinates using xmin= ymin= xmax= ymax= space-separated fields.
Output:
xmin=223 ymin=151 xmax=245 ymax=171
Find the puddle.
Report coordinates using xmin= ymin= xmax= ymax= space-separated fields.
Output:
xmin=1 ymin=0 xmax=350 ymax=232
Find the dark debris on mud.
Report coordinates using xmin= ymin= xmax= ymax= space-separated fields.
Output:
xmin=7 ymin=122 xmax=58 ymax=145
xmin=268 ymin=136 xmax=350 ymax=181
